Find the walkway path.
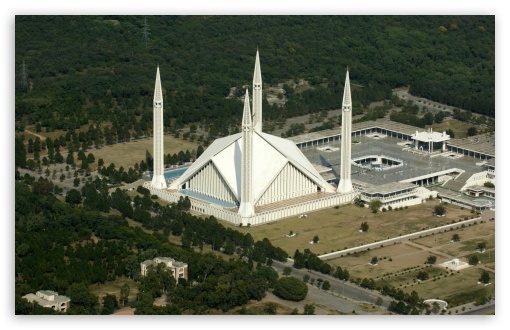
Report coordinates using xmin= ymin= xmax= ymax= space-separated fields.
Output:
xmin=23 ymin=129 xmax=47 ymax=141
xmin=405 ymin=240 xmax=495 ymax=274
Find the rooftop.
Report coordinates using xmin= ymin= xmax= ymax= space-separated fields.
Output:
xmin=411 ymin=129 xmax=450 ymax=142
xmin=448 ymin=134 xmax=495 ymax=157
xmin=358 ymin=181 xmax=417 ymax=194
xmin=301 ymin=133 xmax=487 ymax=189
xmin=466 ymin=185 xmax=495 ymax=193
xmin=287 ymin=118 xmax=424 ymax=144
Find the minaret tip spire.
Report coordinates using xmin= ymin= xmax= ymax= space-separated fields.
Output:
xmin=242 ymin=89 xmax=252 ymax=126
xmin=252 ymin=50 xmax=263 ymax=132
xmin=154 ymin=66 xmax=163 ymax=103
xmin=343 ymin=69 xmax=351 ymax=106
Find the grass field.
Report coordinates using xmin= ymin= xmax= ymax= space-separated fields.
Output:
xmin=226 ymin=201 xmax=472 ymax=256
xmin=324 ymin=219 xmax=495 ymax=305
xmin=413 ymin=220 xmax=495 ymax=269
xmin=327 ymin=243 xmax=431 ymax=278
xmin=222 ymin=200 xmax=493 ymax=307
xmin=90 ymin=135 xmax=201 ymax=169
xmin=426 ymin=119 xmax=477 ymax=139
xmin=89 ymin=276 xmax=139 ymax=305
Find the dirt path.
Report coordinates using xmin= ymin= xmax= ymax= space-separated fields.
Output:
xmin=23 ymin=129 xmax=47 ymax=141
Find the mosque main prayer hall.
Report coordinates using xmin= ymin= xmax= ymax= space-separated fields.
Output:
xmin=144 ymin=51 xmax=356 ymax=226
xmin=144 ymin=51 xmax=494 ymax=226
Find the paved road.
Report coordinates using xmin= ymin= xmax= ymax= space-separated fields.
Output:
xmin=460 ymin=303 xmax=495 ymax=315
xmin=271 ymin=260 xmax=392 ymax=314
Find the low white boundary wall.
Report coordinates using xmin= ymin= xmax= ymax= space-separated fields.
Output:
xmin=144 ymin=182 xmax=358 ymax=226
xmin=319 ymin=216 xmax=482 ymax=260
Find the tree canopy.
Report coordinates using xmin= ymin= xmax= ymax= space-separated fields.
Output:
xmin=15 ymin=16 xmax=494 ymax=139
xmin=273 ymin=277 xmax=308 ymax=301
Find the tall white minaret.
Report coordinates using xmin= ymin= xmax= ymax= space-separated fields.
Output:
xmin=337 ymin=70 xmax=353 ymax=193
xmin=238 ymin=90 xmax=255 ymax=217
xmin=151 ymin=66 xmax=167 ymax=189
xmin=252 ymin=50 xmax=263 ymax=133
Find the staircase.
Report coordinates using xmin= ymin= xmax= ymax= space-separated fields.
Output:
xmin=442 ymin=172 xmax=471 ymax=192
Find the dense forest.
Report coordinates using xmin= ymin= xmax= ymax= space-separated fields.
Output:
xmin=15 ymin=177 xmax=292 ymax=314
xmin=15 ymin=15 xmax=494 ymax=137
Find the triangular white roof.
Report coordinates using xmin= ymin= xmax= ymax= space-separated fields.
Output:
xmin=170 ymin=132 xmax=334 ymax=200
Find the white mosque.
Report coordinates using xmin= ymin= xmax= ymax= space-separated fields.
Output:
xmin=145 ymin=51 xmax=358 ymax=226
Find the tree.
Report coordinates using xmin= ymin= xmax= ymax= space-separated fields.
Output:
xmin=452 ymin=234 xmax=460 ymax=242
xmin=467 ymin=126 xmax=478 ymax=136
xmin=32 ymin=180 xmax=53 ymax=195
xmin=312 ymin=235 xmax=319 ymax=244
xmin=263 ymin=302 xmax=278 ymax=315
xmin=87 ymin=153 xmax=95 ymax=163
xmin=426 ymin=255 xmax=437 ymax=264
xmin=431 ymin=302 xmax=441 ymax=315
xmin=469 ymin=255 xmax=479 ymax=265
xmin=282 ymin=266 xmax=292 ymax=276
xmin=66 ymin=152 xmax=74 ymax=165
xmin=417 ymin=271 xmax=429 ymax=281
xmin=119 ymin=284 xmax=130 ymax=306
xmin=484 ymin=181 xmax=495 ymax=188
xmin=303 ymin=274 xmax=310 ymax=283
xmin=360 ymin=222 xmax=369 ymax=232
xmin=477 ymin=242 xmax=486 ymax=251
xmin=81 ymin=158 xmax=89 ymax=170
xmin=479 ymin=270 xmax=490 ymax=284
xmin=434 ymin=204 xmax=446 ymax=216
xmin=73 ymin=177 xmax=80 ymax=187
xmin=369 ymin=199 xmax=382 ymax=213
xmin=303 ymin=303 xmax=315 ymax=315
xmin=322 ymin=280 xmax=331 ymax=291
xmin=65 ymin=189 xmax=82 ymax=205
xmin=273 ymin=277 xmax=308 ymax=301
xmin=15 ymin=136 xmax=27 ymax=168
xmin=370 ymin=256 xmax=378 ymax=265
xmin=446 ymin=128 xmax=455 ymax=138
xmin=101 ymin=294 xmax=118 ymax=315
xmin=66 ymin=282 xmax=99 ymax=314
xmin=196 ymin=145 xmax=205 ymax=158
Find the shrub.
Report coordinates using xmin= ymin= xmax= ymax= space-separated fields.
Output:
xmin=273 ymin=277 xmax=308 ymax=301
xmin=469 ymin=255 xmax=479 ymax=265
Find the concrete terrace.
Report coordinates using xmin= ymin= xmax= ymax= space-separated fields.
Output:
xmin=300 ymin=134 xmax=484 ymax=188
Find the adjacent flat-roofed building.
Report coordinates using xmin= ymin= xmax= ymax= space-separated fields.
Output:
xmin=465 ymin=185 xmax=495 ymax=198
xmin=22 ymin=290 xmax=71 ymax=312
xmin=354 ymin=181 xmax=434 ymax=209
xmin=141 ymin=257 xmax=188 ymax=282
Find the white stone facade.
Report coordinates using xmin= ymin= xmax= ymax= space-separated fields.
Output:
xmin=141 ymin=257 xmax=188 ymax=282
xmin=337 ymin=71 xmax=353 ymax=193
xmin=151 ymin=67 xmax=167 ymax=189
xmin=22 ymin=290 xmax=71 ymax=312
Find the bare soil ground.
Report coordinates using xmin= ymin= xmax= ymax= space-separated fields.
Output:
xmin=91 ymin=135 xmax=201 ymax=169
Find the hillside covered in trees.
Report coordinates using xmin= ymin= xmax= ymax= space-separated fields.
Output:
xmin=15 ymin=16 xmax=494 ymax=135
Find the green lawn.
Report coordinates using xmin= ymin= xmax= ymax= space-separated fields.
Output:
xmin=225 ymin=201 xmax=472 ymax=256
